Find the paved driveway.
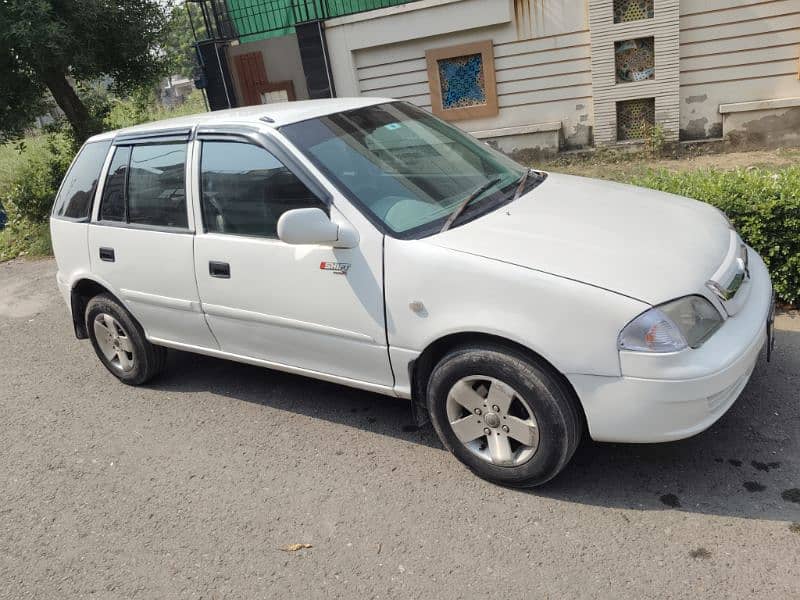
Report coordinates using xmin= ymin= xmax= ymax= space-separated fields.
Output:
xmin=1 ymin=258 xmax=798 ymax=599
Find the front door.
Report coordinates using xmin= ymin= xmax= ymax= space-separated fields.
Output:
xmin=191 ymin=136 xmax=393 ymax=387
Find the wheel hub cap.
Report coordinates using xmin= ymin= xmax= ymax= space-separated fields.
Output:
xmin=484 ymin=412 xmax=501 ymax=428
xmin=93 ymin=313 xmax=135 ymax=373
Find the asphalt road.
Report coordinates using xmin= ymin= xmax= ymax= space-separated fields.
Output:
xmin=1 ymin=258 xmax=798 ymax=599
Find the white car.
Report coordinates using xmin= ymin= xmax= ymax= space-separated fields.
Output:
xmin=51 ymin=98 xmax=775 ymax=486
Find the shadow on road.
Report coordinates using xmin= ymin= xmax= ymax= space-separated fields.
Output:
xmin=148 ymin=326 xmax=799 ymax=522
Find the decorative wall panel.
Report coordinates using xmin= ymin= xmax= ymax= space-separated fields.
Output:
xmin=613 ymin=0 xmax=654 ymax=23
xmin=426 ymin=40 xmax=498 ymax=121
xmin=438 ymin=54 xmax=486 ymax=109
xmin=617 ymin=97 xmax=655 ymax=139
xmin=615 ymin=37 xmax=655 ymax=83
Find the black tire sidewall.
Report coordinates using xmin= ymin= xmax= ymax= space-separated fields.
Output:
xmin=427 ymin=347 xmax=577 ymax=487
xmin=85 ymin=295 xmax=154 ymax=385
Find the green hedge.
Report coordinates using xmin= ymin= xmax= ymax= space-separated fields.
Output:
xmin=630 ymin=167 xmax=800 ymax=305
xmin=0 ymin=131 xmax=73 ymax=261
xmin=5 ymin=133 xmax=74 ymax=223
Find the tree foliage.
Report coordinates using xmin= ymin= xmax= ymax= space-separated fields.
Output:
xmin=163 ymin=2 xmax=206 ymax=78
xmin=0 ymin=0 xmax=170 ymax=143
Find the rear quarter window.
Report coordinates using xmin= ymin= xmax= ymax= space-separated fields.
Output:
xmin=52 ymin=140 xmax=112 ymax=220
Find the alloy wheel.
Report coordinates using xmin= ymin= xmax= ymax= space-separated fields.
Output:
xmin=445 ymin=376 xmax=540 ymax=466
xmin=93 ymin=313 xmax=135 ymax=372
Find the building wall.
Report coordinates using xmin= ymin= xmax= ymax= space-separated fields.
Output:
xmin=224 ymin=0 xmax=800 ymax=151
xmin=678 ymin=0 xmax=800 ymax=142
xmin=324 ymin=0 xmax=595 ymax=153
xmin=227 ymin=34 xmax=311 ymax=101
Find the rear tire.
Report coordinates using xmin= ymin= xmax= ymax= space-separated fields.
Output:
xmin=426 ymin=344 xmax=582 ymax=487
xmin=85 ymin=294 xmax=167 ymax=385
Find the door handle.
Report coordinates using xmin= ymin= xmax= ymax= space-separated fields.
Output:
xmin=209 ymin=261 xmax=230 ymax=279
xmin=99 ymin=247 xmax=115 ymax=262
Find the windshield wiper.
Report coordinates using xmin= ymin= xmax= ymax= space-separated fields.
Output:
xmin=440 ymin=177 xmax=502 ymax=233
xmin=511 ymin=168 xmax=532 ymax=203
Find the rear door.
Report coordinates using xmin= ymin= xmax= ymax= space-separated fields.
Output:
xmin=88 ymin=132 xmax=217 ymax=349
xmin=191 ymin=131 xmax=393 ymax=388
xmin=50 ymin=139 xmax=113 ymax=300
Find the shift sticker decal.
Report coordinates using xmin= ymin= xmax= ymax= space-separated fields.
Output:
xmin=320 ymin=261 xmax=350 ymax=275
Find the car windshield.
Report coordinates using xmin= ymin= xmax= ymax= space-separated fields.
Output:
xmin=280 ymin=102 xmax=528 ymax=237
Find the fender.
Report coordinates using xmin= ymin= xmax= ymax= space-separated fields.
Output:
xmin=66 ymin=271 xmax=137 ymax=339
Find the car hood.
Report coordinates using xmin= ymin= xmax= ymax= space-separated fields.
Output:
xmin=430 ymin=173 xmax=731 ymax=304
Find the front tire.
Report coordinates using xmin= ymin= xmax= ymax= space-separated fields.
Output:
xmin=85 ymin=294 xmax=167 ymax=385
xmin=426 ymin=345 xmax=583 ymax=487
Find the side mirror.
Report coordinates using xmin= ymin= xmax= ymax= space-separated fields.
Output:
xmin=277 ymin=208 xmax=358 ymax=248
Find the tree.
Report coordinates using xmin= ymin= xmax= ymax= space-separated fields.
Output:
xmin=0 ymin=0 xmax=170 ymax=144
xmin=162 ymin=2 xmax=207 ymax=79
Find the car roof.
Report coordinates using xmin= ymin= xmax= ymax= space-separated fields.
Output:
xmin=87 ymin=97 xmax=393 ymax=143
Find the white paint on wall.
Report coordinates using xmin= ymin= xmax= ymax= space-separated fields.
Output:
xmin=678 ymin=0 xmax=800 ymax=141
xmin=324 ymin=0 xmax=594 ymax=151
xmin=319 ymin=0 xmax=800 ymax=149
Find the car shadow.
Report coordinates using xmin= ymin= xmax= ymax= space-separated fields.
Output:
xmin=150 ymin=348 xmax=444 ymax=450
xmin=147 ymin=323 xmax=799 ymax=522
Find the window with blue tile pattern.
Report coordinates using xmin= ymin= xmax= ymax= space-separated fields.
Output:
xmin=437 ymin=54 xmax=487 ymax=110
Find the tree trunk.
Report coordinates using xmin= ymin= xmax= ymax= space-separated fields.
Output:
xmin=40 ymin=69 xmax=92 ymax=143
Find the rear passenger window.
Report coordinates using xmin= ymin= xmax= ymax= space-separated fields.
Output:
xmin=128 ymin=144 xmax=188 ymax=228
xmin=200 ymin=141 xmax=325 ymax=238
xmin=97 ymin=142 xmax=188 ymax=229
xmin=53 ymin=140 xmax=112 ymax=220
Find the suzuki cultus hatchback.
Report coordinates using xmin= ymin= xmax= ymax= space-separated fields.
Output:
xmin=51 ymin=99 xmax=775 ymax=486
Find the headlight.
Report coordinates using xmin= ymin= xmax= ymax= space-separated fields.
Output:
xmin=618 ymin=295 xmax=724 ymax=352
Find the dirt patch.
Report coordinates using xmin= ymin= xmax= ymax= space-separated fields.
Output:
xmin=782 ymin=489 xmax=800 ymax=503
xmin=751 ymin=460 xmax=780 ymax=473
xmin=743 ymin=481 xmax=766 ymax=492
xmin=689 ymin=547 xmax=712 ymax=559
xmin=0 ymin=258 xmax=56 ymax=318
xmin=660 ymin=493 xmax=681 ymax=508
xmin=540 ymin=146 xmax=800 ymax=181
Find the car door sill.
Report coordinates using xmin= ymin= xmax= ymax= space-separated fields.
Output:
xmin=148 ymin=336 xmax=403 ymax=398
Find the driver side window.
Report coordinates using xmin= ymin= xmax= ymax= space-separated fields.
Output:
xmin=200 ymin=141 xmax=326 ymax=238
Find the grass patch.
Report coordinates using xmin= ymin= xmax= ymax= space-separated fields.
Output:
xmin=0 ymin=134 xmax=61 ymax=262
xmin=0 ymin=135 xmax=50 ymax=200
xmin=0 ymin=220 xmax=52 ymax=262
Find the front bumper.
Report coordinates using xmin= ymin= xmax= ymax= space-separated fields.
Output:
xmin=568 ymin=249 xmax=772 ymax=443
